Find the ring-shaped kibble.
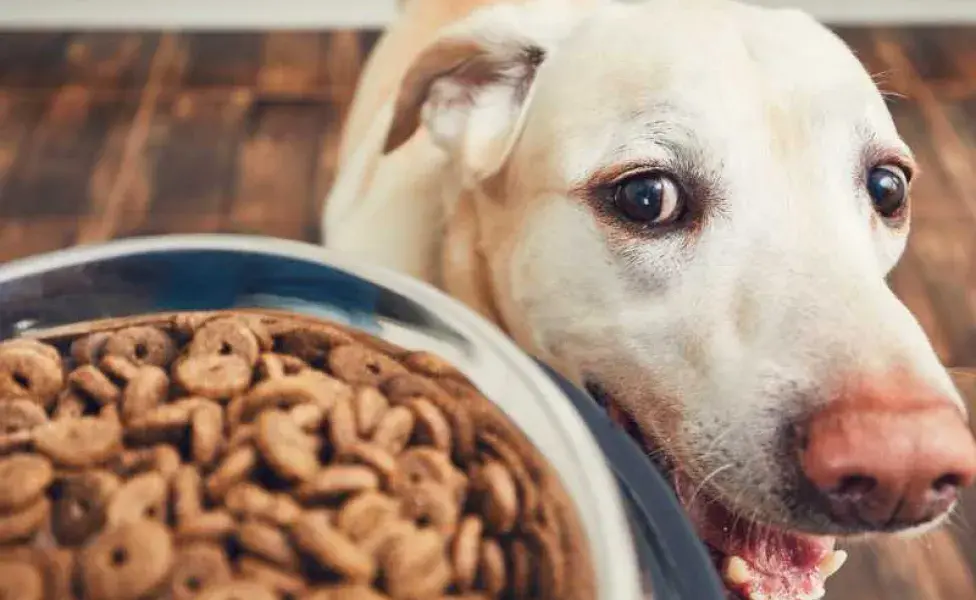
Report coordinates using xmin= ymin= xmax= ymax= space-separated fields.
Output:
xmin=399 ymin=481 xmax=459 ymax=535
xmin=0 ymin=454 xmax=54 ymax=512
xmin=71 ymin=332 xmax=111 ymax=366
xmin=102 ymin=326 xmax=176 ymax=368
xmin=121 ymin=366 xmax=169 ymax=422
xmin=33 ymin=417 xmax=123 ymax=469
xmin=451 ymin=516 xmax=484 ymax=592
xmin=188 ymin=318 xmax=261 ymax=366
xmin=174 ymin=354 xmax=252 ymax=400
xmin=196 ymin=581 xmax=278 ymax=600
xmin=274 ymin=325 xmax=355 ymax=367
xmin=381 ymin=527 xmax=451 ymax=600
xmin=51 ymin=470 xmax=121 ymax=546
xmin=0 ymin=348 xmax=64 ymax=408
xmin=402 ymin=351 xmax=467 ymax=381
xmin=0 ymin=399 xmax=49 ymax=435
xmin=105 ymin=472 xmax=168 ymax=527
xmin=471 ymin=461 xmax=520 ymax=535
xmin=0 ymin=498 xmax=50 ymax=544
xmin=168 ymin=543 xmax=234 ymax=600
xmin=327 ymin=344 xmax=407 ymax=387
xmin=0 ymin=561 xmax=44 ymax=600
xmin=0 ymin=339 xmax=62 ymax=366
xmin=79 ymin=519 xmax=174 ymax=600
xmin=335 ymin=491 xmax=401 ymax=543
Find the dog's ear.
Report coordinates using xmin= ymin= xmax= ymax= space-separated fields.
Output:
xmin=383 ymin=1 xmax=587 ymax=179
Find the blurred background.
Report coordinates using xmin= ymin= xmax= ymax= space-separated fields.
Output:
xmin=0 ymin=1 xmax=974 ymax=599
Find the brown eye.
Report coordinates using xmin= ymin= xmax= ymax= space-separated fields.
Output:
xmin=867 ymin=164 xmax=909 ymax=219
xmin=613 ymin=173 xmax=684 ymax=224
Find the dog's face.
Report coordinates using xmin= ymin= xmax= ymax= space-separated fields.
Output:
xmin=384 ymin=0 xmax=976 ymax=597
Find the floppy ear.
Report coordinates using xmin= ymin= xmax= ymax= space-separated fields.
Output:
xmin=383 ymin=1 xmax=586 ymax=179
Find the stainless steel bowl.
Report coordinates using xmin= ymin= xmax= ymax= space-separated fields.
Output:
xmin=0 ymin=234 xmax=724 ymax=600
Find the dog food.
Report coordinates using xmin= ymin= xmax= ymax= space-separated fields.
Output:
xmin=0 ymin=310 xmax=594 ymax=600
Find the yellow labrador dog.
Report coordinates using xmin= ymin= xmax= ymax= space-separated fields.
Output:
xmin=323 ymin=0 xmax=976 ymax=598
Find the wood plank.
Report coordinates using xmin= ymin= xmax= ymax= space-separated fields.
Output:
xmin=257 ymin=32 xmax=323 ymax=98
xmin=181 ymin=33 xmax=263 ymax=89
xmin=0 ymin=85 xmax=131 ymax=219
xmin=228 ymin=100 xmax=325 ymax=241
xmin=0 ymin=92 xmax=44 ymax=198
xmin=0 ymin=33 xmax=70 ymax=90
xmin=76 ymin=33 xmax=184 ymax=244
xmin=0 ymin=218 xmax=81 ymax=263
xmin=62 ymin=33 xmax=160 ymax=91
xmin=139 ymin=90 xmax=250 ymax=233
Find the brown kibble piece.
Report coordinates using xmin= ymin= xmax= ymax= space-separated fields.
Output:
xmin=256 ymin=410 xmax=319 ymax=483
xmin=452 ymin=516 xmax=483 ymax=591
xmin=243 ymin=371 xmax=352 ymax=422
xmin=98 ymin=355 xmax=139 ymax=383
xmin=172 ymin=466 xmax=203 ymax=524
xmin=304 ymin=586 xmax=390 ymax=600
xmin=392 ymin=447 xmax=465 ymax=502
xmin=382 ymin=527 xmax=451 ymax=599
xmin=102 ymin=325 xmax=176 ymax=367
xmin=198 ymin=581 xmax=278 ymax=600
xmin=402 ymin=351 xmax=466 ymax=380
xmin=479 ymin=539 xmax=507 ymax=598
xmin=296 ymin=466 xmax=380 ymax=503
xmin=399 ymin=482 xmax=459 ymax=535
xmin=407 ymin=398 xmax=452 ymax=452
xmin=328 ymin=344 xmax=406 ymax=387
xmin=342 ymin=442 xmax=396 ymax=482
xmin=106 ymin=472 xmax=168 ymax=527
xmin=52 ymin=470 xmax=120 ymax=546
xmin=225 ymin=483 xmax=302 ymax=527
xmin=0 ymin=348 xmax=63 ymax=408
xmin=34 ymin=417 xmax=122 ymax=468
xmin=329 ymin=394 xmax=359 ymax=456
xmin=176 ymin=511 xmax=236 ymax=543
xmin=0 ymin=498 xmax=49 ymax=543
xmin=336 ymin=492 xmax=401 ymax=543
xmin=206 ymin=446 xmax=257 ymax=501
xmin=71 ymin=332 xmax=110 ymax=365
xmin=353 ymin=387 xmax=389 ymax=437
xmin=292 ymin=511 xmax=376 ymax=582
xmin=0 ymin=398 xmax=48 ymax=434
xmin=121 ymin=366 xmax=169 ymax=422
xmin=471 ymin=461 xmax=519 ymax=535
xmin=79 ymin=519 xmax=174 ymax=600
xmin=191 ymin=401 xmax=224 ymax=465
xmin=174 ymin=354 xmax=252 ymax=400
xmin=238 ymin=519 xmax=300 ymax=569
xmin=68 ymin=365 xmax=121 ymax=406
xmin=370 ymin=406 xmax=414 ymax=455
xmin=0 ymin=560 xmax=44 ymax=600
xmin=189 ymin=318 xmax=261 ymax=365
xmin=238 ymin=556 xmax=307 ymax=597
xmin=275 ymin=325 xmax=354 ymax=366
xmin=0 ymin=454 xmax=53 ymax=512
xmin=1 ymin=339 xmax=61 ymax=365
xmin=168 ymin=543 xmax=233 ymax=600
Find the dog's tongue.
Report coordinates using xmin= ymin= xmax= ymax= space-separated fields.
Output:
xmin=680 ymin=480 xmax=843 ymax=600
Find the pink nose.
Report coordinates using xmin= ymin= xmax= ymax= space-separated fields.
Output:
xmin=800 ymin=378 xmax=976 ymax=529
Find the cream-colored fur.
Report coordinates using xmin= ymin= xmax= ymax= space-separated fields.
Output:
xmin=323 ymin=0 xmax=967 ymax=536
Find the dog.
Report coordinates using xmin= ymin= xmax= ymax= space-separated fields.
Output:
xmin=322 ymin=0 xmax=976 ymax=598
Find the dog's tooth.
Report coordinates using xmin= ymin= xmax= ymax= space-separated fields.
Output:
xmin=801 ymin=588 xmax=827 ymax=600
xmin=724 ymin=556 xmax=752 ymax=585
xmin=818 ymin=550 xmax=848 ymax=579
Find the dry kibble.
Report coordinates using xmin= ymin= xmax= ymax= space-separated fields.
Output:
xmin=0 ymin=310 xmax=591 ymax=600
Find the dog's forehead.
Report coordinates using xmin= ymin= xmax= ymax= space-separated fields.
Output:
xmin=516 ymin=1 xmax=900 ymax=187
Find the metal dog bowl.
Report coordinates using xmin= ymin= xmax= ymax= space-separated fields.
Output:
xmin=0 ymin=235 xmax=724 ymax=600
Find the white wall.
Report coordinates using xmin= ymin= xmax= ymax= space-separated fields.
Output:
xmin=0 ymin=0 xmax=972 ymax=29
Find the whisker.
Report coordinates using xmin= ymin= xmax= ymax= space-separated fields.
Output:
xmin=688 ymin=463 xmax=735 ymax=508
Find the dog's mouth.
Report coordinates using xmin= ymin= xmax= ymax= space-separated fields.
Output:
xmin=585 ymin=383 xmax=847 ymax=600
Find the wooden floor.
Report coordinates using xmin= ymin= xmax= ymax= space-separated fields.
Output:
xmin=1 ymin=27 xmax=975 ymax=600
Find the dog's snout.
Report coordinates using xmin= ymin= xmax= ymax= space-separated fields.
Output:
xmin=799 ymin=382 xmax=976 ymax=530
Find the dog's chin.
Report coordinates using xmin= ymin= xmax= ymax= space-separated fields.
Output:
xmin=585 ymin=382 xmax=846 ymax=600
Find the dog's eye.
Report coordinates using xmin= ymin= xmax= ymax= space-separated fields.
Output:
xmin=613 ymin=173 xmax=684 ymax=224
xmin=867 ymin=164 xmax=909 ymax=219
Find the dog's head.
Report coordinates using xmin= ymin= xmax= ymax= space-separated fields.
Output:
xmin=384 ymin=0 xmax=976 ymax=596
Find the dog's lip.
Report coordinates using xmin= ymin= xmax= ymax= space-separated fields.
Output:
xmin=584 ymin=380 xmax=843 ymax=600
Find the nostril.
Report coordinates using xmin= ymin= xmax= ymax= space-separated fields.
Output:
xmin=932 ymin=473 xmax=962 ymax=495
xmin=832 ymin=474 xmax=878 ymax=499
